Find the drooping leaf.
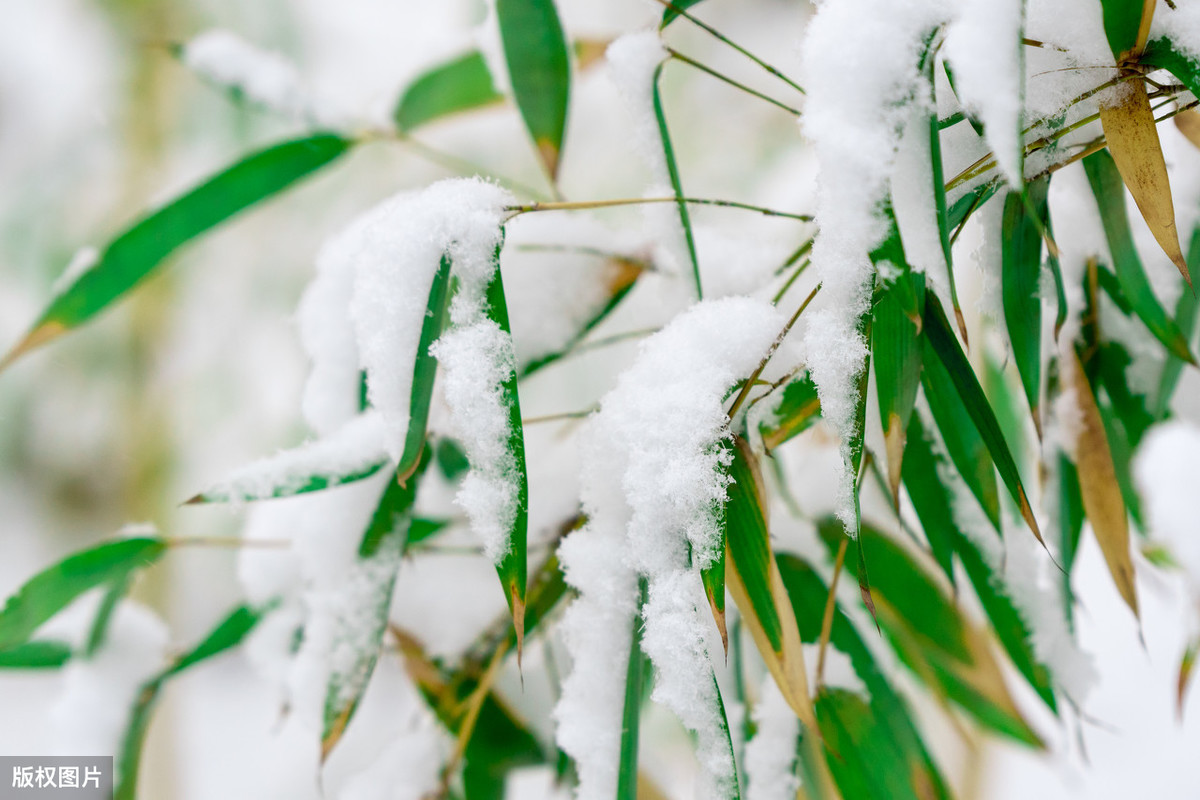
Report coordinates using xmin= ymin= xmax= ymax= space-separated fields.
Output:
xmin=496 ymin=0 xmax=571 ymax=179
xmin=0 ymin=538 xmax=166 ymax=650
xmin=0 ymin=640 xmax=72 ymax=669
xmin=1097 ymin=82 xmax=1192 ymax=286
xmin=924 ymin=294 xmax=1043 ymax=545
xmin=394 ymin=51 xmax=503 ymax=132
xmin=778 ymin=554 xmax=951 ymax=800
xmin=816 ymin=520 xmax=1043 ymax=747
xmin=1099 ymin=0 xmax=1155 ymax=61
xmin=871 ymin=212 xmax=924 ymax=502
xmin=1066 ymin=350 xmax=1140 ymax=617
xmin=653 ymin=62 xmax=703 ymax=299
xmin=723 ymin=437 xmax=817 ymax=732
xmin=1057 ymin=453 xmax=1085 ymax=628
xmin=660 ymin=0 xmax=708 ymax=28
xmin=1001 ymin=179 xmax=1049 ymax=436
xmin=900 ymin=414 xmax=958 ymax=587
xmin=1175 ymin=110 xmax=1200 ymax=152
xmin=758 ymin=372 xmax=821 ymax=453
xmin=2 ymin=134 xmax=352 ymax=368
xmin=482 ymin=267 xmax=529 ymax=649
xmin=84 ymin=575 xmax=130 ymax=658
xmin=399 ymin=254 xmax=456 ymax=482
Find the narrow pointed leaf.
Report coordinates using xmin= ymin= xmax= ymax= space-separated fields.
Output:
xmin=0 ymin=641 xmax=72 ymax=669
xmin=1098 ymin=81 xmax=1191 ymax=285
xmin=399 ymin=254 xmax=455 ymax=481
xmin=1099 ymin=0 xmax=1155 ymax=61
xmin=900 ymin=414 xmax=957 ymax=587
xmin=1083 ymin=149 xmax=1194 ymax=361
xmin=653 ymin=63 xmax=703 ymax=299
xmin=723 ymin=437 xmax=817 ymax=731
xmin=758 ymin=372 xmax=821 ymax=452
xmin=1067 ymin=351 xmax=1139 ymax=617
xmin=394 ymin=51 xmax=503 ymax=132
xmin=3 ymin=134 xmax=352 ymax=368
xmin=187 ymin=413 xmax=390 ymax=504
xmin=0 ymin=538 xmax=166 ymax=650
xmin=1142 ymin=38 xmax=1200 ymax=99
xmin=617 ymin=582 xmax=649 ymax=800
xmin=1001 ymin=180 xmax=1049 ymax=435
xmin=661 ymin=0 xmax=707 ymax=28
xmin=483 ymin=268 xmax=529 ymax=647
xmin=496 ymin=0 xmax=571 ymax=179
xmin=701 ymin=532 xmax=727 ymax=655
xmin=924 ymin=294 xmax=1043 ymax=545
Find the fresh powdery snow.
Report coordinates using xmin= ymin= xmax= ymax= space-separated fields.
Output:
xmin=555 ymin=297 xmax=783 ymax=800
xmin=182 ymin=30 xmax=310 ymax=119
xmin=799 ymin=0 xmax=949 ymax=529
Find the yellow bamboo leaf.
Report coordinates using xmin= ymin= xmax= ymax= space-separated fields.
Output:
xmin=1068 ymin=352 xmax=1139 ymax=617
xmin=1132 ymin=0 xmax=1155 ymax=59
xmin=1175 ymin=110 xmax=1200 ymax=153
xmin=1099 ymin=80 xmax=1192 ymax=287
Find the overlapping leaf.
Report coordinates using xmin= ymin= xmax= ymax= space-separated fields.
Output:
xmin=1001 ymin=179 xmax=1049 ymax=435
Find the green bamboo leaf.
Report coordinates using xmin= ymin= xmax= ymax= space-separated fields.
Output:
xmin=399 ymin=254 xmax=456 ymax=482
xmin=700 ymin=526 xmax=727 ymax=654
xmin=724 ymin=437 xmax=817 ymax=731
xmin=924 ymin=294 xmax=1043 ymax=545
xmin=1099 ymin=0 xmax=1155 ymax=61
xmin=1001 ymin=179 xmax=1049 ymax=435
xmin=496 ymin=0 xmax=571 ymax=179
xmin=777 ymin=554 xmax=951 ymax=800
xmin=394 ymin=51 xmax=503 ymax=132
xmin=186 ymin=415 xmax=391 ymax=505
xmin=900 ymin=414 xmax=958 ymax=587
xmin=1083 ymin=149 xmax=1195 ymax=364
xmin=116 ymin=602 xmax=268 ymax=800
xmin=871 ymin=211 xmax=924 ymax=502
xmin=1142 ymin=37 xmax=1200 ymax=98
xmin=83 ymin=576 xmax=130 ymax=658
xmin=1057 ymin=453 xmax=1085 ymax=628
xmin=461 ymin=696 xmax=546 ymax=800
xmin=653 ymin=63 xmax=703 ymax=299
xmin=1154 ymin=229 xmax=1200 ymax=418
xmin=757 ymin=372 xmax=821 ymax=453
xmin=816 ymin=521 xmax=1043 ymax=747
xmin=2 ymin=134 xmax=352 ymax=368
xmin=0 ymin=640 xmax=72 ymax=669
xmin=483 ymin=267 xmax=529 ymax=648
xmin=617 ymin=580 xmax=649 ymax=800
xmin=323 ymin=458 xmax=428 ymax=758
xmin=661 ymin=0 xmax=707 ymax=28
xmin=0 ymin=538 xmax=166 ymax=650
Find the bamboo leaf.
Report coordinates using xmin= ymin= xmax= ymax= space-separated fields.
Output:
xmin=817 ymin=521 xmax=1043 ymax=747
xmin=617 ymin=581 xmax=649 ymax=800
xmin=758 ymin=372 xmax=821 ymax=453
xmin=1155 ymin=230 xmax=1200 ymax=418
xmin=394 ymin=51 xmax=503 ymax=132
xmin=0 ymin=640 xmax=72 ymax=669
xmin=1098 ymin=81 xmax=1191 ymax=286
xmin=186 ymin=414 xmax=390 ymax=504
xmin=924 ymin=294 xmax=1043 ymax=545
xmin=1142 ymin=38 xmax=1200 ymax=98
xmin=661 ymin=0 xmax=707 ymax=28
xmin=723 ymin=437 xmax=817 ymax=732
xmin=778 ymin=554 xmax=952 ymax=800
xmin=0 ymin=538 xmax=166 ymax=650
xmin=1067 ymin=350 xmax=1139 ymax=617
xmin=1083 ymin=148 xmax=1195 ymax=361
xmin=483 ymin=268 xmax=529 ymax=650
xmin=2 ymin=134 xmax=352 ymax=368
xmin=1099 ymin=0 xmax=1155 ymax=61
xmin=1180 ymin=638 xmax=1199 ymax=718
xmin=1001 ymin=179 xmax=1049 ymax=436
xmin=496 ymin=0 xmax=571 ymax=179
xmin=900 ymin=414 xmax=958 ymax=587
xmin=701 ymin=528 xmax=727 ymax=655
xmin=399 ymin=254 xmax=456 ymax=481
xmin=653 ymin=63 xmax=703 ymax=299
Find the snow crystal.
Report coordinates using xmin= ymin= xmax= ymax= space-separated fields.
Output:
xmin=198 ymin=412 xmax=389 ymax=503
xmin=1151 ymin=3 xmax=1200 ymax=63
xmin=555 ymin=297 xmax=781 ymax=799
xmin=182 ymin=30 xmax=309 ymax=119
xmin=349 ymin=178 xmax=512 ymax=465
xmin=1135 ymin=421 xmax=1200 ymax=588
xmin=799 ymin=0 xmax=948 ymax=529
xmin=50 ymin=246 xmax=98 ymax=295
xmin=52 ymin=600 xmax=169 ymax=759
xmin=744 ymin=681 xmax=800 ymax=800
xmin=944 ymin=0 xmax=1025 ymax=186
xmin=891 ymin=104 xmax=950 ymax=297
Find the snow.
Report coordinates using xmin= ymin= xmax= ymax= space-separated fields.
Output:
xmin=1151 ymin=3 xmax=1200 ymax=62
xmin=51 ymin=600 xmax=169 ymax=760
xmin=891 ymin=103 xmax=949 ymax=297
xmin=182 ymin=30 xmax=309 ymax=119
xmin=1135 ymin=421 xmax=1200 ymax=587
xmin=799 ymin=0 xmax=949 ymax=529
xmin=944 ymin=0 xmax=1025 ymax=186
xmin=197 ymin=412 xmax=389 ymax=503
xmin=349 ymin=179 xmax=512 ymax=466
xmin=555 ymin=297 xmax=782 ymax=799
xmin=743 ymin=681 xmax=800 ymax=800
